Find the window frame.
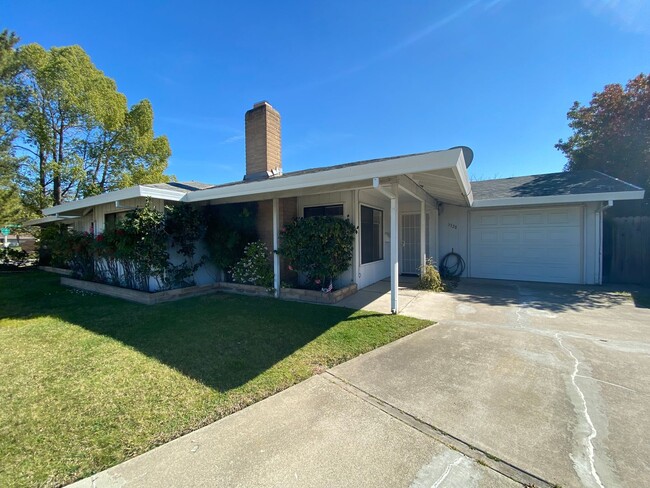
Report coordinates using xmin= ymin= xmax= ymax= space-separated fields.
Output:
xmin=302 ymin=203 xmax=345 ymax=219
xmin=360 ymin=204 xmax=384 ymax=265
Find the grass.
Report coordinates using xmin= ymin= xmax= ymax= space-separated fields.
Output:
xmin=0 ymin=271 xmax=430 ymax=487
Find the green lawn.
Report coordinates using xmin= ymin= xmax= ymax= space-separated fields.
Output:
xmin=0 ymin=271 xmax=430 ymax=487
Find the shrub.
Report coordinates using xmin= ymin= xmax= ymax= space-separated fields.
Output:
xmin=165 ymin=203 xmax=205 ymax=287
xmin=230 ymin=241 xmax=274 ymax=289
xmin=417 ymin=258 xmax=444 ymax=291
xmin=39 ymin=224 xmax=72 ymax=268
xmin=116 ymin=202 xmax=169 ymax=291
xmin=67 ymin=231 xmax=95 ymax=281
xmin=0 ymin=247 xmax=30 ymax=267
xmin=277 ymin=216 xmax=356 ymax=290
xmin=204 ymin=203 xmax=258 ymax=277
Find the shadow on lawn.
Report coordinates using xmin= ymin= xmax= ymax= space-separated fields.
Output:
xmin=1 ymin=271 xmax=364 ymax=392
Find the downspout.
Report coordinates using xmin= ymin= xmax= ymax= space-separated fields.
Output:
xmin=597 ymin=200 xmax=614 ymax=285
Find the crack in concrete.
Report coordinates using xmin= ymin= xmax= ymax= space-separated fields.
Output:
xmin=430 ymin=457 xmax=463 ymax=488
xmin=575 ymin=374 xmax=637 ymax=393
xmin=555 ymin=333 xmax=605 ymax=488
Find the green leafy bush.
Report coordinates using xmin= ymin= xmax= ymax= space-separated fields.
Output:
xmin=116 ymin=202 xmax=169 ymax=291
xmin=0 ymin=247 xmax=30 ymax=267
xmin=230 ymin=241 xmax=274 ymax=289
xmin=277 ymin=216 xmax=356 ymax=290
xmin=417 ymin=258 xmax=444 ymax=292
xmin=67 ymin=231 xmax=95 ymax=281
xmin=204 ymin=203 xmax=258 ymax=277
xmin=39 ymin=224 xmax=72 ymax=267
xmin=165 ymin=203 xmax=205 ymax=287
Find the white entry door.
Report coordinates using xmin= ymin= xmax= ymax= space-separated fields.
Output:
xmin=402 ymin=213 xmax=428 ymax=275
xmin=470 ymin=206 xmax=583 ymax=284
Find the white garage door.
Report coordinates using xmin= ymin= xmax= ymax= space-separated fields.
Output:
xmin=470 ymin=206 xmax=583 ymax=284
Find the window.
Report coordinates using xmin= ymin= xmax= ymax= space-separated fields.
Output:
xmin=361 ymin=205 xmax=383 ymax=264
xmin=303 ymin=204 xmax=344 ymax=218
xmin=104 ymin=212 xmax=128 ymax=231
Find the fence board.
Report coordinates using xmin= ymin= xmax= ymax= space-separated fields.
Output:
xmin=604 ymin=216 xmax=650 ymax=285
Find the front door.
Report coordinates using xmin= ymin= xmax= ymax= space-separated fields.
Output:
xmin=401 ymin=214 xmax=421 ymax=275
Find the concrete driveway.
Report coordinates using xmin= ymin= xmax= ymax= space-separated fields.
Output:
xmin=334 ymin=278 xmax=650 ymax=487
xmin=70 ymin=279 xmax=650 ymax=488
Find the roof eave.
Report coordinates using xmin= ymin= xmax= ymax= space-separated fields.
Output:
xmin=185 ymin=149 xmax=467 ymax=204
xmin=471 ymin=189 xmax=646 ymax=208
xmin=41 ymin=186 xmax=187 ymax=216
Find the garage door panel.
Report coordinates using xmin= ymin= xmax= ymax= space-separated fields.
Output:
xmin=470 ymin=207 xmax=582 ymax=284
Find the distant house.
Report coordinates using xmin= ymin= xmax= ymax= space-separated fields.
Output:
xmin=27 ymin=102 xmax=645 ymax=312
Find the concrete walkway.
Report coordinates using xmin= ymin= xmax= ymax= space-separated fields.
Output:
xmin=69 ymin=278 xmax=650 ymax=488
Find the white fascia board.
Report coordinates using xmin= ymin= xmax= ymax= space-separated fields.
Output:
xmin=451 ymin=151 xmax=473 ymax=206
xmin=185 ymin=149 xmax=464 ymax=203
xmin=42 ymin=186 xmax=186 ymax=216
xmin=24 ymin=215 xmax=76 ymax=226
xmin=471 ymin=189 xmax=646 ymax=208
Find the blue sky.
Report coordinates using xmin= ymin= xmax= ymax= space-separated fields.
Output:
xmin=4 ymin=0 xmax=649 ymax=184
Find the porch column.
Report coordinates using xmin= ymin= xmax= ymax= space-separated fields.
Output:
xmin=420 ymin=200 xmax=426 ymax=273
xmin=272 ymin=197 xmax=280 ymax=298
xmin=390 ymin=183 xmax=399 ymax=314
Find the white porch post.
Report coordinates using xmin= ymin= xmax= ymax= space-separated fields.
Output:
xmin=420 ymin=200 xmax=426 ymax=274
xmin=272 ymin=197 xmax=280 ymax=298
xmin=352 ymin=189 xmax=360 ymax=285
xmin=390 ymin=183 xmax=399 ymax=314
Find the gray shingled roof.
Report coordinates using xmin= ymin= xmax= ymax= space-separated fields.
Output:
xmin=471 ymin=170 xmax=643 ymax=201
xmin=142 ymin=181 xmax=214 ymax=192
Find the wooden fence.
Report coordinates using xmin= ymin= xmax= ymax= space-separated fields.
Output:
xmin=604 ymin=216 xmax=650 ymax=285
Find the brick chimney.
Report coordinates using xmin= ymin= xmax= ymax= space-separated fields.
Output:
xmin=244 ymin=101 xmax=282 ymax=181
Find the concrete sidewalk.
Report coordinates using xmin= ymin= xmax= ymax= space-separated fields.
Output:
xmin=69 ymin=373 xmax=521 ymax=488
xmin=69 ymin=278 xmax=650 ymax=487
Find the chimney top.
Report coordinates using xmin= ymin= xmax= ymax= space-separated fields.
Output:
xmin=244 ymin=101 xmax=282 ymax=181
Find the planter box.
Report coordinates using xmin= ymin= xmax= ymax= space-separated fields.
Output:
xmin=39 ymin=266 xmax=73 ymax=276
xmin=61 ymin=277 xmax=220 ymax=305
xmin=281 ymin=283 xmax=357 ymax=304
xmin=216 ymin=281 xmax=273 ymax=298
xmin=60 ymin=277 xmax=357 ymax=306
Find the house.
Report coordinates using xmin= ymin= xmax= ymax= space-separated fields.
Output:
xmin=27 ymin=102 xmax=645 ymax=313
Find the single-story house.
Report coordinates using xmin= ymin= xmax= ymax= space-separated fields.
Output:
xmin=28 ymin=102 xmax=645 ymax=313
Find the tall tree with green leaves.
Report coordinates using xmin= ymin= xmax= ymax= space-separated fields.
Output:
xmin=0 ymin=30 xmax=27 ymax=225
xmin=4 ymin=42 xmax=172 ymax=210
xmin=556 ymin=74 xmax=650 ymax=192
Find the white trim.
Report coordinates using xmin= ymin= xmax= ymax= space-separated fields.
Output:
xmin=471 ymin=190 xmax=645 ymax=208
xmin=273 ymin=198 xmax=280 ymax=297
xmin=42 ymin=186 xmax=187 ymax=216
xmin=187 ymin=149 xmax=465 ymax=204
xmin=452 ymin=151 xmax=474 ymax=206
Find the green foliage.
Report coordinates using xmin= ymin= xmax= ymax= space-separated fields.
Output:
xmin=0 ymin=246 xmax=30 ymax=267
xmin=66 ymin=231 xmax=95 ymax=281
xmin=93 ymin=229 xmax=121 ymax=285
xmin=0 ymin=30 xmax=31 ymax=225
xmin=39 ymin=224 xmax=72 ymax=267
xmin=417 ymin=258 xmax=444 ymax=292
xmin=204 ymin=203 xmax=258 ymax=275
xmin=277 ymin=216 xmax=357 ymax=289
xmin=115 ymin=201 xmax=168 ymax=291
xmin=165 ymin=203 xmax=205 ymax=287
xmin=2 ymin=41 xmax=172 ymax=211
xmin=557 ymin=73 xmax=650 ymax=193
xmin=40 ymin=202 xmax=207 ymax=291
xmin=230 ymin=241 xmax=274 ymax=289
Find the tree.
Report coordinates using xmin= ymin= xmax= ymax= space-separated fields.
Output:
xmin=3 ymin=42 xmax=172 ymax=211
xmin=556 ymin=74 xmax=650 ymax=193
xmin=0 ymin=30 xmax=28 ymax=225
